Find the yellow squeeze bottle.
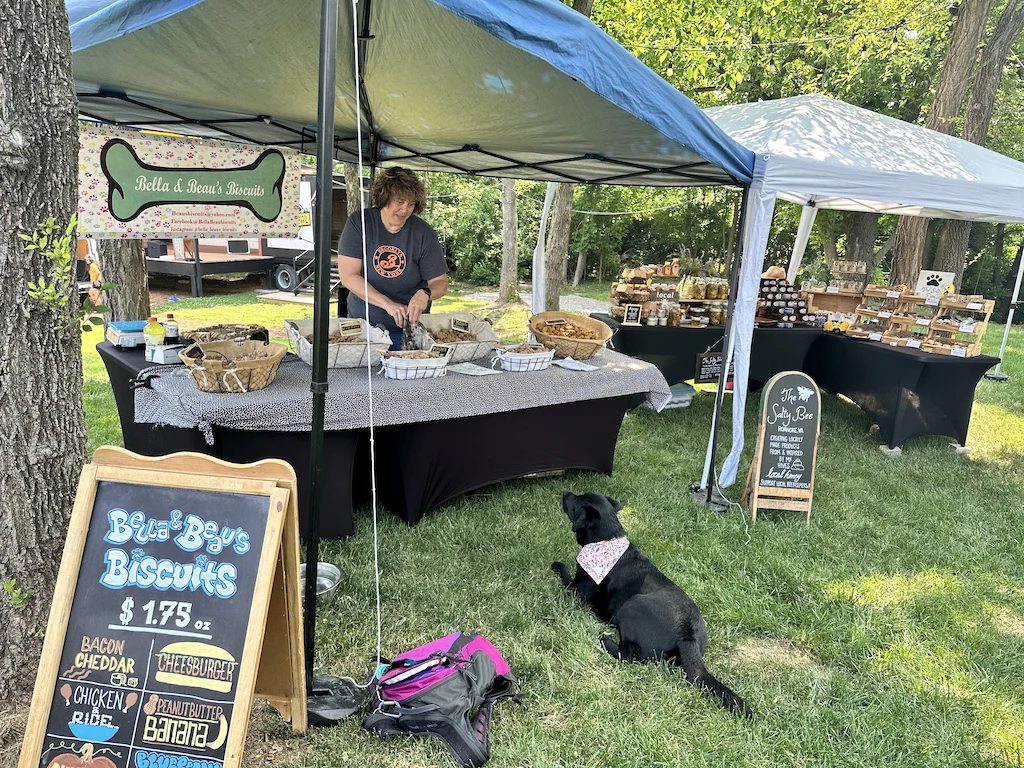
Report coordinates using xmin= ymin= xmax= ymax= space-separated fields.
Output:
xmin=144 ymin=316 xmax=165 ymax=361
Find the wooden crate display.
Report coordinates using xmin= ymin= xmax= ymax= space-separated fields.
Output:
xmin=921 ymin=296 xmax=994 ymax=357
xmin=804 ymin=289 xmax=863 ymax=316
xmin=880 ymin=292 xmax=938 ymax=348
xmin=845 ymin=285 xmax=903 ymax=341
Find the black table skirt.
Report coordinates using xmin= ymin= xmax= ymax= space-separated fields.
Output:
xmin=375 ymin=395 xmax=630 ymax=525
xmin=804 ymin=334 xmax=998 ymax=449
xmin=97 ymin=343 xmax=631 ymax=536
xmin=595 ymin=314 xmax=998 ymax=449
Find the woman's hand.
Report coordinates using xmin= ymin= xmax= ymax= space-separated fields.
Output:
xmin=385 ymin=300 xmax=408 ymax=328
xmin=407 ymin=290 xmax=430 ymax=324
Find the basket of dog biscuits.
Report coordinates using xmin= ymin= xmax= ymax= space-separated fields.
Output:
xmin=492 ymin=343 xmax=556 ymax=372
xmin=530 ymin=312 xmax=613 ymax=360
xmin=413 ymin=313 xmax=500 ymax=363
xmin=179 ymin=340 xmax=288 ymax=393
xmin=285 ymin=317 xmax=391 ymax=368
xmin=380 ymin=348 xmax=451 ymax=380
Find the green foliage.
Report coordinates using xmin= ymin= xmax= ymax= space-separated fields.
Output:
xmin=3 ymin=578 xmax=35 ymax=609
xmin=22 ymin=215 xmax=111 ymax=332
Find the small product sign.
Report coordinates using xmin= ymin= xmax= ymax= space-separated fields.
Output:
xmin=78 ymin=125 xmax=302 ymax=239
xmin=695 ymin=352 xmax=735 ymax=385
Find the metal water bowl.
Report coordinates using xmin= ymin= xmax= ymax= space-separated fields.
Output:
xmin=300 ymin=562 xmax=343 ymax=603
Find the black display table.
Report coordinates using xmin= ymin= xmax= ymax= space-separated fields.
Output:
xmin=97 ymin=343 xmax=637 ymax=535
xmin=595 ymin=314 xmax=999 ymax=450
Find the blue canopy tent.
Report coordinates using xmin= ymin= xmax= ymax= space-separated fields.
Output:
xmin=67 ymin=0 xmax=759 ymax=715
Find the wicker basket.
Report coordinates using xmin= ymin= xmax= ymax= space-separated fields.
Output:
xmin=380 ymin=350 xmax=450 ymax=380
xmin=529 ymin=312 xmax=613 ymax=360
xmin=285 ymin=318 xmax=391 ymax=368
xmin=413 ymin=313 xmax=500 ymax=363
xmin=180 ymin=323 xmax=269 ymax=344
xmin=492 ymin=344 xmax=555 ymax=372
xmin=179 ymin=340 xmax=287 ymax=393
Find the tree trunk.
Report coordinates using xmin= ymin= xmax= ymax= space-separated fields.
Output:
xmin=541 ymin=0 xmax=592 ymax=311
xmin=343 ymin=163 xmax=362 ymax=216
xmin=934 ymin=0 xmax=1024 ymax=286
xmin=498 ymin=178 xmax=519 ymax=303
xmin=0 ymin=0 xmax=84 ymax=701
xmin=571 ymin=242 xmax=586 ymax=289
xmin=97 ymin=239 xmax=150 ymax=321
xmin=543 ymin=183 xmax=575 ymax=311
xmin=891 ymin=0 xmax=992 ymax=287
xmin=843 ymin=212 xmax=879 ymax=263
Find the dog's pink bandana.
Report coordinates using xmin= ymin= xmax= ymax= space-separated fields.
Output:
xmin=577 ymin=537 xmax=629 ymax=585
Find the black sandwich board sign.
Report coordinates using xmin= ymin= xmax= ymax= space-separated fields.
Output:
xmin=19 ymin=447 xmax=307 ymax=768
xmin=695 ymin=351 xmax=735 ymax=385
xmin=743 ymin=371 xmax=821 ymax=523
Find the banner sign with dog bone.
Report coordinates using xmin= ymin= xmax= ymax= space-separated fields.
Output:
xmin=77 ymin=125 xmax=302 ymax=239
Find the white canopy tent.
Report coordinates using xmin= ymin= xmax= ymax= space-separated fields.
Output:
xmin=703 ymin=94 xmax=1024 ymax=487
xmin=707 ymin=94 xmax=1024 ymax=281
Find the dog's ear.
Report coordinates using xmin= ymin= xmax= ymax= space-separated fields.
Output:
xmin=604 ymin=495 xmax=623 ymax=513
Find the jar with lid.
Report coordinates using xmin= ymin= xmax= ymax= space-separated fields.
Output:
xmin=708 ymin=302 xmax=723 ymax=326
xmin=646 ymin=312 xmax=658 ymax=326
xmin=693 ymin=278 xmax=707 ymax=300
xmin=689 ymin=306 xmax=706 ymax=324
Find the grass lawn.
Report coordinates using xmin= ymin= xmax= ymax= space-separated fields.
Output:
xmin=81 ymin=292 xmax=1024 ymax=768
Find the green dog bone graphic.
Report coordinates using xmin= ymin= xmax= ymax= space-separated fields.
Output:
xmin=100 ymin=139 xmax=286 ymax=223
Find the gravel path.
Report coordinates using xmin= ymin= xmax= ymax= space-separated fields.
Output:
xmin=464 ymin=289 xmax=606 ymax=315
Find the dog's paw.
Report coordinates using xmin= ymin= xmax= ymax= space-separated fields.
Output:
xmin=599 ymin=635 xmax=620 ymax=658
xmin=551 ymin=561 xmax=565 ymax=573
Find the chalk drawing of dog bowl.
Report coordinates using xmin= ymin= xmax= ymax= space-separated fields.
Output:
xmin=68 ymin=722 xmax=119 ymax=742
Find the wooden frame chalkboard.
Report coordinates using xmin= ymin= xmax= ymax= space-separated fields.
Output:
xmin=19 ymin=448 xmax=306 ymax=768
xmin=743 ymin=372 xmax=821 ymax=524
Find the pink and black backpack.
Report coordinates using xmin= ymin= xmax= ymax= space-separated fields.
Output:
xmin=363 ymin=631 xmax=521 ymax=767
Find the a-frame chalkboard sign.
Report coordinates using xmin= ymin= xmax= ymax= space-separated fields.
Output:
xmin=19 ymin=447 xmax=307 ymax=768
xmin=743 ymin=372 xmax=821 ymax=524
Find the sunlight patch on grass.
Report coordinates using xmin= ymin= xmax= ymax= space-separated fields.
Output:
xmin=825 ymin=569 xmax=962 ymax=609
xmin=988 ymin=605 xmax=1024 ymax=639
xmin=964 ymin=401 xmax=1024 ymax=466
xmin=731 ymin=637 xmax=821 ymax=671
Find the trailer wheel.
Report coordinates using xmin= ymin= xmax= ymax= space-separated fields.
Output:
xmin=274 ymin=264 xmax=298 ymax=292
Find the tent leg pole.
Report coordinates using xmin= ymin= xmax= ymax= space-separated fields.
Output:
xmin=693 ymin=188 xmax=750 ymax=509
xmin=305 ymin=0 xmax=339 ymax=702
xmin=986 ymin=248 xmax=1023 ymax=382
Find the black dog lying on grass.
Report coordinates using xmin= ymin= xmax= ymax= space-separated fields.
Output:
xmin=552 ymin=491 xmax=752 ymax=718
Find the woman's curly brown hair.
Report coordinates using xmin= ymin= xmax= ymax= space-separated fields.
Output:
xmin=370 ymin=167 xmax=427 ymax=214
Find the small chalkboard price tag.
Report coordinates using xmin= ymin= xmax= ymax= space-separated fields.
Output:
xmin=19 ymin=448 xmax=307 ymax=768
xmin=450 ymin=317 xmax=472 ymax=334
xmin=622 ymin=304 xmax=643 ymax=326
xmin=339 ymin=319 xmax=363 ymax=337
xmin=695 ymin=352 xmax=735 ymax=385
xmin=743 ymin=371 xmax=821 ymax=524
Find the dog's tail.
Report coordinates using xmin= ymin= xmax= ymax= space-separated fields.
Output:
xmin=678 ymin=642 xmax=753 ymax=719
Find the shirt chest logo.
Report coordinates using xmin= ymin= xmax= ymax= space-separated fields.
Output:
xmin=374 ymin=245 xmax=407 ymax=278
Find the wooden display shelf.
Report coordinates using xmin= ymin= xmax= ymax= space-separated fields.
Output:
xmin=863 ymin=285 xmax=907 ymax=300
xmin=931 ymin=318 xmax=986 ymax=334
xmin=921 ymin=340 xmax=975 ymax=357
xmin=845 ymin=326 xmax=884 ymax=341
xmin=880 ymin=332 xmax=925 ymax=349
xmin=940 ymin=296 xmax=994 ymax=313
xmin=887 ymin=314 xmax=933 ymax=327
xmin=804 ymin=290 xmax=862 ymax=315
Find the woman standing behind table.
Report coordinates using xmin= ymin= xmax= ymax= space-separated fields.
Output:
xmin=338 ymin=167 xmax=449 ymax=350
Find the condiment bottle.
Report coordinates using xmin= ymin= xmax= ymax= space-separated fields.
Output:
xmin=164 ymin=313 xmax=179 ymax=343
xmin=143 ymin=316 xmax=165 ymax=361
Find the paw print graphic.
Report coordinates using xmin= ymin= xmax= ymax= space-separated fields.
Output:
xmin=925 ymin=273 xmax=944 ymax=287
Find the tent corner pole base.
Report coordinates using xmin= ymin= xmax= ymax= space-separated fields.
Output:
xmin=689 ymin=481 xmax=729 ymax=512
xmin=984 ymin=371 xmax=1009 ymax=382
xmin=306 ymin=675 xmax=367 ymax=727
